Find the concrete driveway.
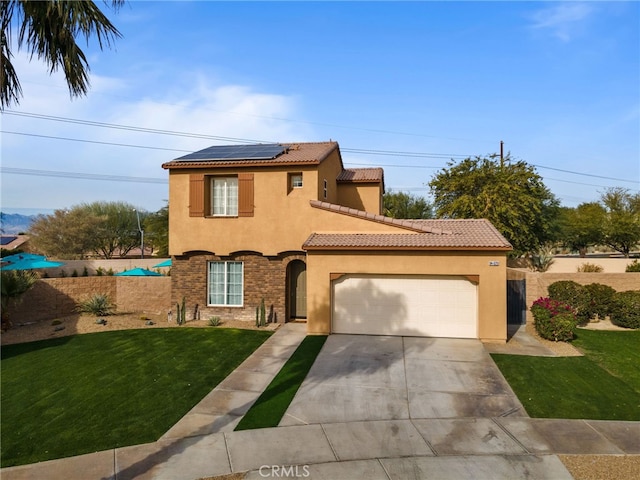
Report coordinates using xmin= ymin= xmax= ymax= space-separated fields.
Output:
xmin=280 ymin=334 xmax=527 ymax=426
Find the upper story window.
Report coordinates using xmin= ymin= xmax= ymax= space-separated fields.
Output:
xmin=323 ymin=179 xmax=328 ymax=199
xmin=212 ymin=177 xmax=238 ymax=216
xmin=291 ymin=173 xmax=303 ymax=188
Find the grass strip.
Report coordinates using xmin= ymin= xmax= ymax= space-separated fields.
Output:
xmin=1 ymin=328 xmax=272 ymax=467
xmin=491 ymin=329 xmax=640 ymax=420
xmin=571 ymin=329 xmax=640 ymax=394
xmin=235 ymin=335 xmax=327 ymax=430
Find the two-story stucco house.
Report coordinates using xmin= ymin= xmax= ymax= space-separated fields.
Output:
xmin=162 ymin=141 xmax=512 ymax=342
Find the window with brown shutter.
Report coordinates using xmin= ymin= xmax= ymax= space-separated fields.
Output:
xmin=189 ymin=173 xmax=253 ymax=217
xmin=238 ymin=173 xmax=254 ymax=217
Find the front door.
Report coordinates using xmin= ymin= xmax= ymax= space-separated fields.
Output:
xmin=288 ymin=260 xmax=307 ymax=320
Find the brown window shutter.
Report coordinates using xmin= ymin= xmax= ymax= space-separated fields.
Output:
xmin=189 ymin=174 xmax=205 ymax=217
xmin=238 ymin=173 xmax=254 ymax=217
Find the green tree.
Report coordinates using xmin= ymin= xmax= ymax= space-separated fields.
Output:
xmin=28 ymin=201 xmax=143 ymax=259
xmin=1 ymin=0 xmax=123 ymax=109
xmin=383 ymin=191 xmax=432 ymax=219
xmin=600 ymin=188 xmax=640 ymax=257
xmin=558 ymin=203 xmax=606 ymax=257
xmin=429 ymin=155 xmax=559 ymax=256
xmin=84 ymin=201 xmax=141 ymax=258
xmin=144 ymin=202 xmax=168 ymax=256
xmin=28 ymin=208 xmax=102 ymax=259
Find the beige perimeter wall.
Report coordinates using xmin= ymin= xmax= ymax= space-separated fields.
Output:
xmin=5 ymin=277 xmax=171 ymax=323
xmin=508 ymin=269 xmax=640 ymax=324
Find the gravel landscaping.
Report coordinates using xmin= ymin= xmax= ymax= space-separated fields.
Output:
xmin=0 ymin=312 xmax=275 ymax=345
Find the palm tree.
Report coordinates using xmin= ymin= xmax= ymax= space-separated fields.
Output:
xmin=1 ymin=0 xmax=123 ymax=109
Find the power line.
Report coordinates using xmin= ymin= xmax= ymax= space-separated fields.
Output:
xmin=533 ymin=165 xmax=638 ymax=184
xmin=2 ymin=111 xmax=270 ymax=144
xmin=1 ymin=167 xmax=168 ymax=184
xmin=3 ymin=111 xmax=637 ymax=185
xmin=1 ymin=131 xmax=192 ymax=153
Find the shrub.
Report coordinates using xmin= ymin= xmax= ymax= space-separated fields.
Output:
xmin=530 ymin=297 xmax=577 ymax=342
xmin=576 ymin=263 xmax=603 ymax=273
xmin=547 ymin=281 xmax=588 ymax=311
xmin=625 ymin=260 xmax=640 ymax=272
xmin=582 ymin=283 xmax=616 ymax=322
xmin=208 ymin=316 xmax=221 ymax=327
xmin=82 ymin=266 xmax=89 ymax=277
xmin=76 ymin=293 xmax=116 ymax=316
xmin=71 ymin=269 xmax=79 ymax=277
xmin=610 ymin=291 xmax=640 ymax=329
xmin=96 ymin=267 xmax=104 ymax=276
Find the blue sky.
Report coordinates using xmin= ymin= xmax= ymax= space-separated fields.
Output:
xmin=1 ymin=1 xmax=638 ymax=215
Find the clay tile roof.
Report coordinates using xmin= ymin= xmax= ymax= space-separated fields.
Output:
xmin=337 ymin=168 xmax=384 ymax=183
xmin=303 ymin=206 xmax=512 ymax=250
xmin=309 ymin=200 xmax=450 ymax=234
xmin=162 ymin=141 xmax=338 ymax=169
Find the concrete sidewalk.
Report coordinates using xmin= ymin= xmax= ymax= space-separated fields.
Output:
xmin=2 ymin=324 xmax=638 ymax=480
xmin=2 ymin=417 xmax=637 ymax=479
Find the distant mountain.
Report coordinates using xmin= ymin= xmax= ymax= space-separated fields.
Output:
xmin=0 ymin=213 xmax=37 ymax=234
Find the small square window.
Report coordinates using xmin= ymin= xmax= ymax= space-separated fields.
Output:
xmin=291 ymin=173 xmax=303 ymax=188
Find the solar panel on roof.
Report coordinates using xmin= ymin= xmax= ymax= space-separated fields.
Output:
xmin=0 ymin=236 xmax=18 ymax=246
xmin=176 ymin=144 xmax=287 ymax=161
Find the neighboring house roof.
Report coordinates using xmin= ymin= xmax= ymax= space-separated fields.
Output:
xmin=162 ymin=142 xmax=339 ymax=169
xmin=337 ymin=168 xmax=384 ymax=183
xmin=0 ymin=234 xmax=30 ymax=251
xmin=305 ymin=204 xmax=512 ymax=251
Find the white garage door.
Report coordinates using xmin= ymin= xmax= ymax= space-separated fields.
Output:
xmin=332 ymin=274 xmax=477 ymax=338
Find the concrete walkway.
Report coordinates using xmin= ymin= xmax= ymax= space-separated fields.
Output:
xmin=2 ymin=324 xmax=638 ymax=480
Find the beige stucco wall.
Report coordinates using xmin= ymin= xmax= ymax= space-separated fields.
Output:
xmin=169 ymin=167 xmax=401 ymax=256
xmin=337 ymin=183 xmax=382 ymax=215
xmin=316 ymin=149 xmax=343 ymax=204
xmin=305 ymin=250 xmax=508 ymax=342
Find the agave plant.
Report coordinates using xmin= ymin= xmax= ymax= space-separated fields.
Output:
xmin=76 ymin=293 xmax=116 ymax=316
xmin=528 ymin=248 xmax=555 ymax=272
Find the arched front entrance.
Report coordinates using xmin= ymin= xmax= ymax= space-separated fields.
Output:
xmin=287 ymin=260 xmax=307 ymax=321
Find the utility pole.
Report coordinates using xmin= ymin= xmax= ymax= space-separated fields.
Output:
xmin=134 ymin=209 xmax=144 ymax=259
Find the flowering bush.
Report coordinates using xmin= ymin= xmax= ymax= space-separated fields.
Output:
xmin=530 ymin=297 xmax=578 ymax=342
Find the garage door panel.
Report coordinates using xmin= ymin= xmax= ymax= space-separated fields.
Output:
xmin=333 ymin=275 xmax=477 ymax=338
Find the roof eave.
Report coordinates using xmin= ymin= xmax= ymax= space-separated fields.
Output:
xmin=303 ymin=245 xmax=513 ymax=252
xmin=162 ymin=159 xmax=322 ymax=170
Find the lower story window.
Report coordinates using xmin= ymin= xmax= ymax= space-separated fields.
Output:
xmin=208 ymin=261 xmax=243 ymax=306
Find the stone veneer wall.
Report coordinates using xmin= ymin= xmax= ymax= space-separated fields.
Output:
xmin=171 ymin=251 xmax=306 ymax=323
xmin=5 ymin=277 xmax=171 ymax=323
xmin=508 ymin=269 xmax=640 ymax=324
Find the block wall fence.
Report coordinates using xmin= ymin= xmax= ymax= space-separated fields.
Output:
xmin=5 ymin=277 xmax=171 ymax=323
xmin=508 ymin=269 xmax=640 ymax=324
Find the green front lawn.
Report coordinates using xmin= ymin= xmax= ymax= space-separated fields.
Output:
xmin=235 ymin=335 xmax=327 ymax=430
xmin=492 ymin=329 xmax=640 ymax=420
xmin=0 ymin=328 xmax=272 ymax=467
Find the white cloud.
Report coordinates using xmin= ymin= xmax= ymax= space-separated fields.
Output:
xmin=528 ymin=2 xmax=594 ymax=42
xmin=1 ymin=54 xmax=315 ymax=212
